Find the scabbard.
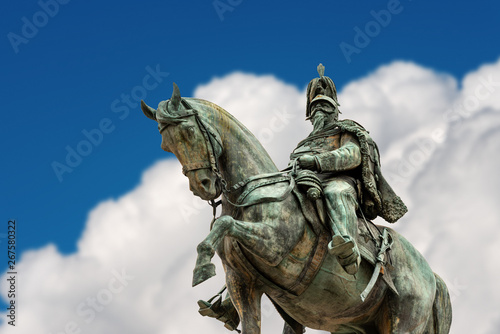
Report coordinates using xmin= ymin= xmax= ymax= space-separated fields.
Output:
xmin=360 ymin=262 xmax=382 ymax=302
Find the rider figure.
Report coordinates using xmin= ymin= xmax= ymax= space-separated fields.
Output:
xmin=292 ymin=64 xmax=407 ymax=274
xmin=292 ymin=92 xmax=363 ymax=274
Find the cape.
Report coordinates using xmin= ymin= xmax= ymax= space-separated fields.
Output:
xmin=294 ymin=119 xmax=407 ymax=223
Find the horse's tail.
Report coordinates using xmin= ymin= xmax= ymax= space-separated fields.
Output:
xmin=432 ymin=273 xmax=452 ymax=333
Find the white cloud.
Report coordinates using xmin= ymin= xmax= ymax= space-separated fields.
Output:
xmin=2 ymin=58 xmax=500 ymax=334
xmin=399 ymin=109 xmax=500 ymax=334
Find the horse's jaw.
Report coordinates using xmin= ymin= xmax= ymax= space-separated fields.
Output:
xmin=191 ymin=185 xmax=221 ymax=201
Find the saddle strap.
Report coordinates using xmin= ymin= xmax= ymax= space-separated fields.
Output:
xmin=227 ymin=176 xmax=295 ymax=208
xmin=237 ymin=176 xmax=292 ymax=205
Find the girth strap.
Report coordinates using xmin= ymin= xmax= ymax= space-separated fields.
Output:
xmin=287 ymin=232 xmax=328 ymax=295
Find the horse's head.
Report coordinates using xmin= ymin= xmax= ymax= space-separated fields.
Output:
xmin=141 ymin=83 xmax=222 ymax=200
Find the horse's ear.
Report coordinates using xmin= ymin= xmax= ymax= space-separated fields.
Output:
xmin=141 ymin=100 xmax=157 ymax=121
xmin=170 ymin=82 xmax=181 ymax=111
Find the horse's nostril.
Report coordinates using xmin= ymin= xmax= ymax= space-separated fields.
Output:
xmin=201 ymin=179 xmax=211 ymax=189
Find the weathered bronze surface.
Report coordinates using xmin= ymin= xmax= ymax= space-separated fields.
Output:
xmin=141 ymin=65 xmax=452 ymax=334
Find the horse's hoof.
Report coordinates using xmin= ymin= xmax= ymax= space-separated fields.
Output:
xmin=192 ymin=263 xmax=216 ymax=287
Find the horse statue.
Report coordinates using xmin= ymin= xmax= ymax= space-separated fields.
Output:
xmin=141 ymin=83 xmax=452 ymax=334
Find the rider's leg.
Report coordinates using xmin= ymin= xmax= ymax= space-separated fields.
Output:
xmin=323 ymin=177 xmax=361 ymax=275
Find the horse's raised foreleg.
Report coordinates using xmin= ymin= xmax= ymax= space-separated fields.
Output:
xmin=193 ymin=215 xmax=234 ymax=286
xmin=193 ymin=214 xmax=290 ymax=286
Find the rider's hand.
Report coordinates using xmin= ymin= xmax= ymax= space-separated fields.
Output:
xmin=298 ymin=155 xmax=317 ymax=170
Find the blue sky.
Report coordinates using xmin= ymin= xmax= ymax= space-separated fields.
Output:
xmin=1 ymin=1 xmax=500 ymax=332
xmin=1 ymin=0 xmax=498 ymax=262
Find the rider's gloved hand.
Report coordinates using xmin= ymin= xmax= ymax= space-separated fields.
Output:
xmin=298 ymin=155 xmax=317 ymax=171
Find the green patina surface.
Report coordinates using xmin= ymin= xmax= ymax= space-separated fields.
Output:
xmin=141 ymin=65 xmax=452 ymax=334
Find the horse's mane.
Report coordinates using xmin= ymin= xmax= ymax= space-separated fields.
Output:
xmin=185 ymin=97 xmax=277 ymax=171
xmin=186 ymin=98 xmax=253 ymax=135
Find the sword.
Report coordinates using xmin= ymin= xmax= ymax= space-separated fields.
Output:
xmin=360 ymin=228 xmax=393 ymax=302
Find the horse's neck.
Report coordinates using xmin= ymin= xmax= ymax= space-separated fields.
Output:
xmin=218 ymin=118 xmax=278 ymax=189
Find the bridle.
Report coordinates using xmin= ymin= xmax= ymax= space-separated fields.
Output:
xmin=173 ymin=99 xmax=294 ymax=221
xmin=174 ymin=100 xmax=226 ymax=190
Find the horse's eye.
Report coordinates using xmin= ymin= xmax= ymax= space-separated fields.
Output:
xmin=188 ymin=126 xmax=195 ymax=134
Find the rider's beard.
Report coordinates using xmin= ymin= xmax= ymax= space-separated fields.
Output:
xmin=312 ymin=113 xmax=326 ymax=133
xmin=312 ymin=110 xmax=338 ymax=133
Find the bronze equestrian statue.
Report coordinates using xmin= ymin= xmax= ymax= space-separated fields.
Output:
xmin=140 ymin=65 xmax=452 ymax=334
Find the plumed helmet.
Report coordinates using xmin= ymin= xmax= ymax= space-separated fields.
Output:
xmin=306 ymin=64 xmax=340 ymax=119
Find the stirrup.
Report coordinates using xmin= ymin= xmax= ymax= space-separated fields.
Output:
xmin=328 ymin=235 xmax=360 ymax=275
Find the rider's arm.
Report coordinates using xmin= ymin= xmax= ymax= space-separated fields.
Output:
xmin=314 ymin=133 xmax=361 ymax=172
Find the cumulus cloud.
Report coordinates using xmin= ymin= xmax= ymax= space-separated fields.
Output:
xmin=194 ymin=72 xmax=309 ymax=168
xmin=2 ymin=58 xmax=500 ymax=334
xmin=399 ymin=109 xmax=500 ymax=334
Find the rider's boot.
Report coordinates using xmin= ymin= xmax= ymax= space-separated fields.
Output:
xmin=198 ymin=295 xmax=240 ymax=331
xmin=328 ymin=234 xmax=361 ymax=275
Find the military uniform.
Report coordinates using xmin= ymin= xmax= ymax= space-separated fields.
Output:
xmin=290 ymin=127 xmax=362 ymax=243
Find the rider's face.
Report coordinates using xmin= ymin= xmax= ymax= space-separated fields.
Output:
xmin=311 ymin=101 xmax=335 ymax=117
